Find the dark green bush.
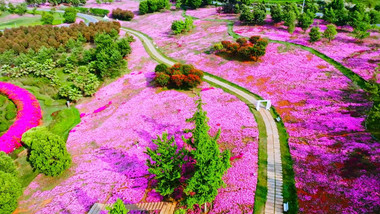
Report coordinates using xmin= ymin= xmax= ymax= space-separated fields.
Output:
xmin=0 ymin=119 xmax=9 ymax=132
xmin=5 ymin=111 xmax=16 ymax=120
xmin=22 ymin=127 xmax=72 ymax=177
xmin=155 ymin=63 xmax=168 ymax=73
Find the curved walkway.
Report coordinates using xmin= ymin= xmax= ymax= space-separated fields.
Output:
xmin=122 ymin=27 xmax=284 ymax=213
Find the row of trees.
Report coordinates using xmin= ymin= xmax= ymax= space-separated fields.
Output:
xmin=0 ymin=2 xmax=27 ymax=16
xmin=0 ymin=22 xmax=134 ymax=102
xmin=212 ymin=36 xmax=269 ymax=61
xmin=309 ymin=24 xmax=338 ymax=43
xmin=0 ymin=152 xmax=22 ymax=213
xmin=25 ymin=0 xmax=86 ymax=6
xmin=154 ymin=63 xmax=203 ymax=89
xmin=171 ymin=17 xmax=194 ymax=35
xmin=0 ymin=21 xmax=121 ymax=53
xmin=146 ymin=97 xmax=230 ymax=210
xmin=112 ymin=8 xmax=134 ymax=21
xmin=139 ymin=0 xmax=170 ymax=15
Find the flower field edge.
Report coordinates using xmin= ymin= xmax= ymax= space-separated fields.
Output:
xmin=0 ymin=82 xmax=42 ymax=153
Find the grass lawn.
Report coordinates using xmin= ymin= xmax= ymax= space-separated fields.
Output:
xmin=0 ymin=12 xmax=64 ymax=30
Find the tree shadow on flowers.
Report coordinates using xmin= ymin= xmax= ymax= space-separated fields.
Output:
xmin=134 ymin=115 xmax=187 ymax=148
xmin=74 ymin=187 xmax=97 ymax=211
xmin=96 ymin=147 xmax=148 ymax=178
xmin=95 ymin=147 xmax=150 ymax=204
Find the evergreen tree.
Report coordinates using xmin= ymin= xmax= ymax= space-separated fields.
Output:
xmin=145 ymin=133 xmax=186 ymax=198
xmin=183 ymin=98 xmax=231 ymax=208
xmin=309 ymin=26 xmax=321 ymax=42
xmin=298 ymin=10 xmax=314 ymax=32
xmin=270 ymin=3 xmax=283 ymax=23
xmin=284 ymin=11 xmax=296 ymax=34
xmin=323 ymin=24 xmax=337 ymax=42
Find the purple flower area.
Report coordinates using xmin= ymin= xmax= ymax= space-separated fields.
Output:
xmin=18 ymin=38 xmax=259 ymax=213
xmin=0 ymin=82 xmax=42 ymax=153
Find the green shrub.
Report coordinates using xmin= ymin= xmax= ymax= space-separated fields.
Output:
xmin=171 ymin=17 xmax=194 ymax=35
xmin=309 ymin=26 xmax=321 ymax=43
xmin=89 ymin=8 xmax=110 ymax=17
xmin=5 ymin=102 xmax=16 ymax=113
xmin=22 ymin=127 xmax=72 ymax=177
xmin=0 ymin=120 xmax=9 ymax=132
xmin=0 ymin=171 xmax=22 ymax=214
xmin=323 ymin=24 xmax=337 ymax=42
xmin=5 ymin=111 xmax=16 ymax=120
xmin=41 ymin=12 xmax=54 ymax=25
xmin=63 ymin=7 xmax=77 ymax=23
xmin=107 ymin=198 xmax=129 ymax=214
xmin=155 ymin=63 xmax=168 ymax=73
xmin=139 ymin=0 xmax=149 ymax=15
xmin=0 ymin=151 xmax=17 ymax=176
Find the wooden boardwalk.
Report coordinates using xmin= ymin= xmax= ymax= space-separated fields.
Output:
xmin=88 ymin=202 xmax=176 ymax=214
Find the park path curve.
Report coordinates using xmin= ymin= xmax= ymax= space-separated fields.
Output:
xmin=122 ymin=27 xmax=284 ymax=213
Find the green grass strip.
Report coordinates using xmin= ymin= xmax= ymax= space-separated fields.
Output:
xmin=47 ymin=106 xmax=81 ymax=141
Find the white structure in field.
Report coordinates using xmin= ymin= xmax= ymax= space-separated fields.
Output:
xmin=256 ymin=100 xmax=271 ymax=111
xmin=103 ymin=15 xmax=109 ymax=21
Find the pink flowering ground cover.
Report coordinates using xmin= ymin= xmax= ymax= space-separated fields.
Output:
xmin=84 ymin=0 xmax=140 ymax=15
xmin=122 ymin=11 xmax=230 ymax=60
xmin=17 ymin=35 xmax=259 ymax=213
xmin=0 ymin=82 xmax=42 ymax=153
xmin=234 ymin=19 xmax=380 ymax=82
xmin=171 ymin=39 xmax=380 ymax=213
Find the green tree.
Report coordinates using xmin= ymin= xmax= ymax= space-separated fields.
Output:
xmin=187 ymin=0 xmax=202 ymax=9
xmin=63 ymin=7 xmax=77 ymax=23
xmin=0 ymin=171 xmax=22 ymax=214
xmin=309 ymin=26 xmax=321 ymax=42
xmin=252 ymin=6 xmax=266 ymax=25
xmin=0 ymin=152 xmax=17 ymax=176
xmin=323 ymin=24 xmax=337 ymax=42
xmin=146 ymin=132 xmax=186 ymax=198
xmin=270 ymin=3 xmax=283 ymax=23
xmin=139 ymin=0 xmax=149 ymax=15
xmin=41 ymin=12 xmax=54 ymax=25
xmin=7 ymin=3 xmax=15 ymax=13
xmin=183 ymin=98 xmax=231 ymax=208
xmin=15 ymin=3 xmax=27 ymax=15
xmin=172 ymin=20 xmax=186 ymax=35
xmin=298 ymin=10 xmax=314 ymax=32
xmin=239 ymin=6 xmax=253 ymax=24
xmin=284 ymin=11 xmax=296 ymax=34
xmin=22 ymin=127 xmax=72 ymax=177
xmin=369 ymin=10 xmax=380 ymax=24
xmin=324 ymin=7 xmax=337 ymax=24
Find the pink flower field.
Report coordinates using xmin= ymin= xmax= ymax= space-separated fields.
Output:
xmin=0 ymin=82 xmax=42 ymax=154
xmin=17 ymin=35 xmax=259 ymax=214
xmin=119 ymin=11 xmax=380 ymax=212
xmin=234 ymin=19 xmax=380 ymax=82
xmin=175 ymin=42 xmax=380 ymax=213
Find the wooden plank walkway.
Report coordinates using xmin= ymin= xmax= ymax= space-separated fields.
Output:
xmin=88 ymin=202 xmax=176 ymax=214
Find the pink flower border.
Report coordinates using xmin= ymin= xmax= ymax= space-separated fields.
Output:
xmin=0 ymin=82 xmax=42 ymax=153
